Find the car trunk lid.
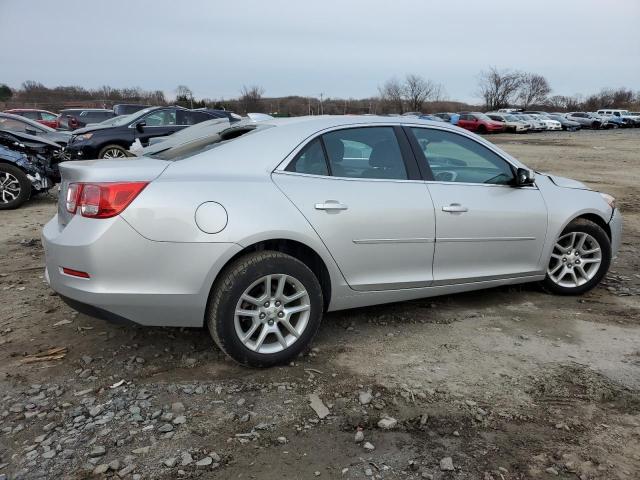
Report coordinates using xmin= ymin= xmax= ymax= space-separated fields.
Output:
xmin=57 ymin=158 xmax=171 ymax=228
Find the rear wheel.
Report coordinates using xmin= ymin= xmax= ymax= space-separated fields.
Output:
xmin=542 ymin=219 xmax=611 ymax=295
xmin=476 ymin=124 xmax=487 ymax=134
xmin=207 ymin=251 xmax=323 ymax=367
xmin=98 ymin=144 xmax=128 ymax=159
xmin=0 ymin=163 xmax=30 ymax=210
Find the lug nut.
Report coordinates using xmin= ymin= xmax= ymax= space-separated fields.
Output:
xmin=263 ymin=301 xmax=270 ymax=307
xmin=562 ymin=257 xmax=567 ymax=262
xmin=259 ymin=313 xmax=266 ymax=319
xmin=275 ymin=301 xmax=281 ymax=307
xmin=278 ymin=312 xmax=284 ymax=318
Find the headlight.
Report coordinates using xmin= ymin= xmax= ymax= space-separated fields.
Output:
xmin=76 ymin=133 xmax=93 ymax=141
xmin=600 ymin=193 xmax=616 ymax=209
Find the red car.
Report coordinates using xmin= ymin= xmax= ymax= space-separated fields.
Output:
xmin=457 ymin=112 xmax=505 ymax=134
xmin=4 ymin=109 xmax=60 ymax=129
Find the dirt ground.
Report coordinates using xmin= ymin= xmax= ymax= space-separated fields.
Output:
xmin=1 ymin=129 xmax=639 ymax=480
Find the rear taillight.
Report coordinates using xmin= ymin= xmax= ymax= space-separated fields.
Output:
xmin=65 ymin=182 xmax=148 ymax=218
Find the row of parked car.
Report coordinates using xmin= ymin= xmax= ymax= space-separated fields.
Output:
xmin=409 ymin=108 xmax=640 ymax=134
xmin=0 ymin=105 xmax=242 ymax=209
xmin=0 ymin=103 xmax=637 ymax=210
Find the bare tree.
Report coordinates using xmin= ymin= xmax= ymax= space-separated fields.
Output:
xmin=239 ymin=85 xmax=265 ymax=113
xmin=403 ymin=74 xmax=441 ymax=112
xmin=378 ymin=77 xmax=404 ymax=113
xmin=477 ymin=67 xmax=523 ymax=111
xmin=518 ymin=73 xmax=551 ymax=109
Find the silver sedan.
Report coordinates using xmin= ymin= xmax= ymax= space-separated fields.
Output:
xmin=42 ymin=116 xmax=622 ymax=367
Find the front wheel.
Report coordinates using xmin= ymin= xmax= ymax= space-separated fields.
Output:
xmin=0 ymin=163 xmax=31 ymax=210
xmin=207 ymin=251 xmax=323 ymax=367
xmin=98 ymin=144 xmax=129 ymax=159
xmin=542 ymin=219 xmax=611 ymax=295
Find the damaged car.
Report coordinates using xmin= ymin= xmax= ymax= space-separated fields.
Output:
xmin=43 ymin=116 xmax=622 ymax=367
xmin=0 ymin=129 xmax=62 ymax=209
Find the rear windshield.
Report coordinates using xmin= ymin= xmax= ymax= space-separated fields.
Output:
xmin=145 ymin=124 xmax=269 ymax=161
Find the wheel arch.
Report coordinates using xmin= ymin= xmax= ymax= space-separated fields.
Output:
xmin=567 ymin=212 xmax=612 ymax=240
xmin=210 ymin=238 xmax=333 ymax=313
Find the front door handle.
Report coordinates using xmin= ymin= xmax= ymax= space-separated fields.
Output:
xmin=315 ymin=201 xmax=348 ymax=211
xmin=442 ymin=203 xmax=468 ymax=213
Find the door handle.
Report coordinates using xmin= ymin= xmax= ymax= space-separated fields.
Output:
xmin=315 ymin=201 xmax=348 ymax=211
xmin=442 ymin=204 xmax=468 ymax=213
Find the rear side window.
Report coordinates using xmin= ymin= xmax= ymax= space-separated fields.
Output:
xmin=286 ymin=138 xmax=328 ymax=176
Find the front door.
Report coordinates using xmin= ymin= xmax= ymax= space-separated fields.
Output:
xmin=135 ymin=108 xmax=180 ymax=145
xmin=273 ymin=126 xmax=436 ymax=291
xmin=408 ymin=126 xmax=548 ymax=284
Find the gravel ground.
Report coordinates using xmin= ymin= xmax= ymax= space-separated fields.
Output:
xmin=1 ymin=129 xmax=639 ymax=480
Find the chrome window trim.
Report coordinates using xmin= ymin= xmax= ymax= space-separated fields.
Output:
xmin=275 ymin=122 xmax=533 ymax=188
xmin=272 ymin=170 xmax=425 ymax=184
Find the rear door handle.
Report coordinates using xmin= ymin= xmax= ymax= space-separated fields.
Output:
xmin=442 ymin=204 xmax=468 ymax=213
xmin=315 ymin=201 xmax=348 ymax=211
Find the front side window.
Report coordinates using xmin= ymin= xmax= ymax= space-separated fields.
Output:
xmin=143 ymin=109 xmax=176 ymax=126
xmin=40 ymin=112 xmax=57 ymax=121
xmin=322 ymin=127 xmax=407 ymax=179
xmin=411 ymin=128 xmax=514 ymax=185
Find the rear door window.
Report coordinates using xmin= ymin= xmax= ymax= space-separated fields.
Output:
xmin=322 ymin=127 xmax=407 ymax=180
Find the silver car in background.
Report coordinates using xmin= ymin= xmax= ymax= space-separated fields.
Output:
xmin=42 ymin=116 xmax=622 ymax=367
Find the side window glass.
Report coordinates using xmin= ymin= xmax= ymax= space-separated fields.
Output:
xmin=144 ymin=109 xmax=176 ymax=126
xmin=286 ymin=138 xmax=329 ymax=176
xmin=322 ymin=127 xmax=407 ymax=180
xmin=411 ymin=128 xmax=514 ymax=185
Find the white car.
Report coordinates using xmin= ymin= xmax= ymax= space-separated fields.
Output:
xmin=528 ymin=114 xmax=562 ymax=131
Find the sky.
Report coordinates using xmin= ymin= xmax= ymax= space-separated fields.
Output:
xmin=1 ymin=0 xmax=638 ymax=103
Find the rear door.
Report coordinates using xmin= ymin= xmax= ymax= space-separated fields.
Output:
xmin=273 ymin=126 xmax=436 ymax=291
xmin=408 ymin=126 xmax=548 ymax=284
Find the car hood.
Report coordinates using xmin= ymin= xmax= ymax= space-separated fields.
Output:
xmin=543 ymin=173 xmax=590 ymax=190
xmin=72 ymin=125 xmax=115 ymax=135
xmin=42 ymin=130 xmax=71 ymax=144
xmin=0 ymin=129 xmax=61 ymax=149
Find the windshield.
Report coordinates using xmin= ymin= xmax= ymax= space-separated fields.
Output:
xmin=474 ymin=113 xmax=492 ymax=121
xmin=504 ymin=115 xmax=519 ymax=121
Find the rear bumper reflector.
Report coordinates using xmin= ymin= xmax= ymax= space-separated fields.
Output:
xmin=61 ymin=267 xmax=90 ymax=279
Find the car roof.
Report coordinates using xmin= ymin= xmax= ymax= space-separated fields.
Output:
xmin=167 ymin=115 xmax=527 ymax=175
xmin=5 ymin=108 xmax=54 ymax=113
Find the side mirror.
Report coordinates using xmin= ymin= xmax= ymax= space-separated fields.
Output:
xmin=515 ymin=168 xmax=535 ymax=187
xmin=135 ymin=121 xmax=146 ymax=132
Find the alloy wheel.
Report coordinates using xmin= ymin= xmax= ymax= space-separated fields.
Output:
xmin=234 ymin=274 xmax=311 ymax=354
xmin=0 ymin=172 xmax=21 ymax=204
xmin=102 ymin=148 xmax=126 ymax=159
xmin=547 ymin=231 xmax=602 ymax=288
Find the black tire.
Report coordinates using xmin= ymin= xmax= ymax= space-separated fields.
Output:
xmin=541 ymin=219 xmax=611 ymax=295
xmin=476 ymin=124 xmax=487 ymax=134
xmin=591 ymin=121 xmax=601 ymax=130
xmin=98 ymin=144 xmax=129 ymax=159
xmin=206 ymin=251 xmax=324 ymax=368
xmin=0 ymin=163 xmax=31 ymax=210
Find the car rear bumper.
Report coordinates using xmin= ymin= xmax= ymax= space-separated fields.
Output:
xmin=42 ymin=214 xmax=242 ymax=327
xmin=609 ymin=208 xmax=623 ymax=259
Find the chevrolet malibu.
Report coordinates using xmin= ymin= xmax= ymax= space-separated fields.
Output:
xmin=42 ymin=116 xmax=622 ymax=367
